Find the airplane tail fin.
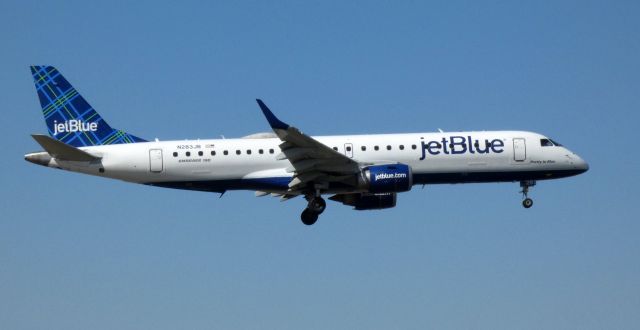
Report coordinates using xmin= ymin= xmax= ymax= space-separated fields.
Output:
xmin=30 ymin=66 xmax=146 ymax=147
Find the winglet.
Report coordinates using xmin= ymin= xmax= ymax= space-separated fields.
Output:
xmin=256 ymin=99 xmax=289 ymax=130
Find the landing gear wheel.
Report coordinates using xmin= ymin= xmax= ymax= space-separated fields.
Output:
xmin=519 ymin=180 xmax=536 ymax=209
xmin=308 ymin=197 xmax=326 ymax=214
xmin=301 ymin=208 xmax=319 ymax=226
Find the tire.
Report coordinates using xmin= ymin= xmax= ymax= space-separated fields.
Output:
xmin=522 ymin=198 xmax=533 ymax=209
xmin=301 ymin=208 xmax=319 ymax=225
xmin=308 ymin=197 xmax=326 ymax=214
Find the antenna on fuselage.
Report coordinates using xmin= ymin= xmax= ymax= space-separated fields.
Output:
xmin=438 ymin=128 xmax=444 ymax=133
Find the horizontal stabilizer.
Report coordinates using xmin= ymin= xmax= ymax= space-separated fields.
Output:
xmin=31 ymin=134 xmax=100 ymax=161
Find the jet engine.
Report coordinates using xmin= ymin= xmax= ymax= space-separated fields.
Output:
xmin=358 ymin=164 xmax=413 ymax=193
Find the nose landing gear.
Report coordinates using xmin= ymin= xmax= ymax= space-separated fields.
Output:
xmin=300 ymin=196 xmax=326 ymax=225
xmin=520 ymin=180 xmax=536 ymax=208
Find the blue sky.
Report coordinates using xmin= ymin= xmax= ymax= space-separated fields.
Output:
xmin=1 ymin=1 xmax=639 ymax=329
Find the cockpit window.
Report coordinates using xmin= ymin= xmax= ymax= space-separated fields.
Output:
xmin=540 ymin=138 xmax=563 ymax=147
xmin=549 ymin=139 xmax=562 ymax=146
xmin=540 ymin=139 xmax=554 ymax=147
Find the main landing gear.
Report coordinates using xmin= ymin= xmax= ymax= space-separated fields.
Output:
xmin=520 ymin=180 xmax=536 ymax=208
xmin=301 ymin=196 xmax=326 ymax=226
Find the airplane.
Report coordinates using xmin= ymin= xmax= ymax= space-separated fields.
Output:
xmin=25 ymin=66 xmax=589 ymax=225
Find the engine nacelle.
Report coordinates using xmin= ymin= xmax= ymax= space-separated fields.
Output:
xmin=359 ymin=164 xmax=413 ymax=193
xmin=329 ymin=193 xmax=397 ymax=210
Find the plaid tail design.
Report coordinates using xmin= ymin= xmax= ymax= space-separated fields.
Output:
xmin=30 ymin=66 xmax=146 ymax=147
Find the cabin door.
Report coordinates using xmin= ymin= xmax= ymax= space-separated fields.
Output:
xmin=513 ymin=138 xmax=526 ymax=162
xmin=149 ymin=149 xmax=163 ymax=173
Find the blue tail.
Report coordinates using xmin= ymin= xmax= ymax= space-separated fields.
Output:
xmin=30 ymin=66 xmax=146 ymax=147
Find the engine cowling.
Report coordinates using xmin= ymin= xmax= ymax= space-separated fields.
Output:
xmin=329 ymin=193 xmax=397 ymax=210
xmin=359 ymin=164 xmax=413 ymax=193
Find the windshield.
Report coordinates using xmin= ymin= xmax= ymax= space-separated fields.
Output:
xmin=540 ymin=139 xmax=554 ymax=147
xmin=549 ymin=139 xmax=562 ymax=146
xmin=540 ymin=138 xmax=563 ymax=147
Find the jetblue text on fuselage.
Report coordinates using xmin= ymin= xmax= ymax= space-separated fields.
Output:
xmin=52 ymin=120 xmax=98 ymax=136
xmin=419 ymin=136 xmax=504 ymax=160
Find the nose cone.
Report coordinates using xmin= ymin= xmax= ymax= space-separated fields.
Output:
xmin=575 ymin=156 xmax=589 ymax=174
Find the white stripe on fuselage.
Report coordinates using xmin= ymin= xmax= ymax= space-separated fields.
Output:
xmin=50 ymin=130 xmax=586 ymax=192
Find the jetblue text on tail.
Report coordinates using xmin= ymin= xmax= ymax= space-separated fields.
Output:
xmin=53 ymin=120 xmax=98 ymax=136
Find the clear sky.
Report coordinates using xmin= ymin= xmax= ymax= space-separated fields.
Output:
xmin=1 ymin=1 xmax=639 ymax=329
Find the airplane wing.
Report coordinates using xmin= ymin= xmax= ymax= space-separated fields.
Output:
xmin=257 ymin=99 xmax=362 ymax=197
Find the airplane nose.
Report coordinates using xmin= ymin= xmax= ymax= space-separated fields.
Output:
xmin=576 ymin=156 xmax=589 ymax=173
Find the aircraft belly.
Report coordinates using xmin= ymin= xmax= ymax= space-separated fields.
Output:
xmin=145 ymin=177 xmax=292 ymax=193
xmin=412 ymin=168 xmax=586 ymax=184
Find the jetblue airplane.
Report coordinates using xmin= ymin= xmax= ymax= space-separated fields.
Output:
xmin=25 ymin=66 xmax=589 ymax=225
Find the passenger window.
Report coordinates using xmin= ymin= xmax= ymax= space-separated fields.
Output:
xmin=236 ymin=150 xmax=241 ymax=155
xmin=198 ymin=151 xmax=203 ymax=156
xmin=259 ymin=149 xmax=264 ymax=154
xmin=211 ymin=151 xmax=216 ymax=156
xmin=540 ymin=139 xmax=554 ymax=147
xmin=361 ymin=146 xmax=366 ymax=151
xmin=223 ymin=150 xmax=229 ymax=155
xmin=247 ymin=149 xmax=252 ymax=155
xmin=374 ymin=146 xmax=379 ymax=151
xmin=269 ymin=149 xmax=274 ymax=154
xmin=346 ymin=146 xmax=352 ymax=152
xmin=387 ymin=145 xmax=392 ymax=150
xmin=399 ymin=145 xmax=404 ymax=150
xmin=411 ymin=144 xmax=417 ymax=150
xmin=333 ymin=147 xmax=338 ymax=151
xmin=173 ymin=152 xmax=178 ymax=157
xmin=186 ymin=151 xmax=191 ymax=157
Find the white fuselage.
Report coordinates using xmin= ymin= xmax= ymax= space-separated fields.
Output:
xmin=32 ymin=130 xmax=589 ymax=194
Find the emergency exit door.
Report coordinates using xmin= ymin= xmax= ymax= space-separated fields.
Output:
xmin=149 ymin=149 xmax=163 ymax=172
xmin=513 ymin=138 xmax=526 ymax=162
xmin=344 ymin=143 xmax=354 ymax=158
